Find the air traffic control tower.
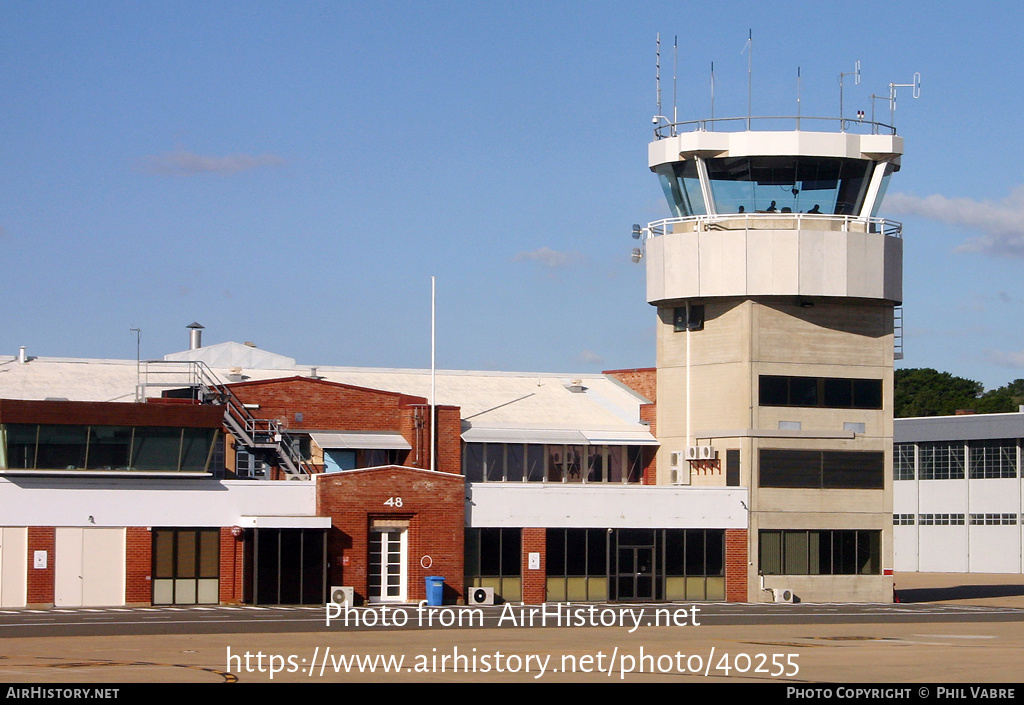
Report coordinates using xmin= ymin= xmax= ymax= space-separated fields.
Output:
xmin=642 ymin=114 xmax=903 ymax=602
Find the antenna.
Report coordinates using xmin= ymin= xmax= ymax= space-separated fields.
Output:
xmin=672 ymin=35 xmax=678 ymax=134
xmin=839 ymin=60 xmax=861 ymax=132
xmin=744 ymin=30 xmax=752 ymax=129
xmin=710 ymin=61 xmax=715 ymax=128
xmin=656 ymin=33 xmax=662 ymax=120
xmin=868 ymin=93 xmax=886 ymax=133
xmin=888 ymin=72 xmax=922 ymax=129
xmin=796 ymin=66 xmax=801 ymax=129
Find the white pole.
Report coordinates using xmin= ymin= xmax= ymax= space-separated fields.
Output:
xmin=430 ymin=276 xmax=436 ymax=473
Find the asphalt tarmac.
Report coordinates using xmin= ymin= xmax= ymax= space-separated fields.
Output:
xmin=1 ymin=573 xmax=1022 ymax=684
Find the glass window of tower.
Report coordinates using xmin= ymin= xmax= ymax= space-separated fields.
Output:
xmin=655 ymin=161 xmax=705 ymax=217
xmin=701 ymin=156 xmax=872 ymax=215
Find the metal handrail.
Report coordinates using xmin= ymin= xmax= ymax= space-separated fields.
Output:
xmin=642 ymin=213 xmax=902 ymax=239
xmin=136 ymin=359 xmax=313 ymax=477
xmin=653 ymin=115 xmax=897 ymax=139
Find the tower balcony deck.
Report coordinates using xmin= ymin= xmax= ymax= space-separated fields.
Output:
xmin=645 ymin=213 xmax=902 ymax=238
xmin=644 ymin=214 xmax=902 ymax=306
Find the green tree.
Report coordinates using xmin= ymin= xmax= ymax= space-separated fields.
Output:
xmin=894 ymin=368 xmax=1019 ymax=417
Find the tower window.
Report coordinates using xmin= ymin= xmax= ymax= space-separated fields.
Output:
xmin=673 ymin=305 xmax=704 ymax=332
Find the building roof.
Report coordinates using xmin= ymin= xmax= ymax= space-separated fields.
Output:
xmin=0 ymin=345 xmax=654 ymax=441
xmin=894 ymin=410 xmax=1024 ymax=443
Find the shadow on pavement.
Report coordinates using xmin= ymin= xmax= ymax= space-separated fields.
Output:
xmin=897 ymin=583 xmax=1024 ymax=603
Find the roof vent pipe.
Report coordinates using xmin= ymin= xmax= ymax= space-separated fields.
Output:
xmin=187 ymin=322 xmax=204 ymax=350
xmin=18 ymin=346 xmax=27 ymax=364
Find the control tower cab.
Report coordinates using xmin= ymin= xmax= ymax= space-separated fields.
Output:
xmin=642 ymin=118 xmax=903 ymax=603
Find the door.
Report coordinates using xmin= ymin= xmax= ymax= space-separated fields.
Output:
xmin=616 ymin=546 xmax=655 ymax=601
xmin=0 ymin=528 xmax=28 ymax=608
xmin=55 ymin=528 xmax=125 ymax=607
xmin=368 ymin=527 xmax=407 ymax=603
xmin=612 ymin=529 xmax=658 ymax=601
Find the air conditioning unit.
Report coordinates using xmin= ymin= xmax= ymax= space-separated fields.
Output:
xmin=686 ymin=445 xmax=716 ymax=461
xmin=669 ymin=450 xmax=690 ymax=485
xmin=330 ymin=586 xmax=355 ymax=606
xmin=468 ymin=587 xmax=495 ymax=606
xmin=771 ymin=587 xmax=795 ymax=603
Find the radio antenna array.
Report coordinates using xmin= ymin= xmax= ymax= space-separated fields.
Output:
xmin=888 ymin=72 xmax=922 ymax=128
xmin=839 ymin=60 xmax=861 ymax=132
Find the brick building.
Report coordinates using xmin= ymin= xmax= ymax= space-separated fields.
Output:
xmin=0 ymin=338 xmax=748 ymax=607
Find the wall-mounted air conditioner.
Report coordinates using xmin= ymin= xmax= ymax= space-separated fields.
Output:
xmin=330 ymin=586 xmax=355 ymax=606
xmin=686 ymin=445 xmax=716 ymax=461
xmin=669 ymin=450 xmax=690 ymax=485
xmin=469 ymin=587 xmax=495 ymax=605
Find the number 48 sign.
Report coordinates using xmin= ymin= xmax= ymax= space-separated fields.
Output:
xmin=384 ymin=497 xmax=403 ymax=507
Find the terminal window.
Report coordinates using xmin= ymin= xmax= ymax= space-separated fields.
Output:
xmin=759 ymin=529 xmax=880 ymax=575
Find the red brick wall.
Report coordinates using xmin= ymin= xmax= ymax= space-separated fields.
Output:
xmin=125 ymin=527 xmax=152 ymax=605
xmin=228 ymin=378 xmax=462 ymax=476
xmin=603 ymin=368 xmax=657 ymax=402
xmin=317 ymin=466 xmax=465 ymax=605
xmin=220 ymin=526 xmax=245 ymax=604
xmin=26 ymin=527 xmax=55 ymax=607
xmin=639 ymin=403 xmax=658 ymax=484
xmin=725 ymin=528 xmax=748 ymax=602
xmin=229 ymin=377 xmax=425 ymax=433
xmin=520 ymin=528 xmax=546 ymax=604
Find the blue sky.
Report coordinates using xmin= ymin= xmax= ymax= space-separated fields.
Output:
xmin=2 ymin=1 xmax=1022 ymax=390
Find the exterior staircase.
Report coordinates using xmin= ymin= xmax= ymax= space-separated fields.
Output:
xmin=135 ymin=360 xmax=313 ymax=478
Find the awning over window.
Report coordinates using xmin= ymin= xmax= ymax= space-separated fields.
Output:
xmin=309 ymin=432 xmax=412 ymax=450
xmin=460 ymin=427 xmax=658 ymax=446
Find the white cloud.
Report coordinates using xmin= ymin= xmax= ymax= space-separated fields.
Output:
xmin=885 ymin=186 xmax=1024 ymax=257
xmin=984 ymin=349 xmax=1024 ymax=369
xmin=141 ymin=150 xmax=285 ymax=176
xmin=575 ymin=349 xmax=604 ymax=365
xmin=512 ymin=246 xmax=584 ymax=268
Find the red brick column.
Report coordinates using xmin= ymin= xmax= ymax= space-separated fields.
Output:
xmin=26 ymin=527 xmax=55 ymax=607
xmin=640 ymin=404 xmax=657 ymax=484
xmin=725 ymin=528 xmax=748 ymax=602
xmin=125 ymin=528 xmax=152 ymax=605
xmin=220 ymin=526 xmax=245 ymax=604
xmin=521 ymin=528 xmax=546 ymax=604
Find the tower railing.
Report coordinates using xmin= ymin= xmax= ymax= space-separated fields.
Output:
xmin=654 ymin=115 xmax=896 ymax=139
xmin=642 ymin=213 xmax=902 ymax=239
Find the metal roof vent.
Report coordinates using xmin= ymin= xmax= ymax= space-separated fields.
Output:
xmin=566 ymin=379 xmax=588 ymax=393
xmin=187 ymin=322 xmax=204 ymax=350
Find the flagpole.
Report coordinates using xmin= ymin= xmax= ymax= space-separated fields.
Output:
xmin=430 ymin=276 xmax=436 ymax=473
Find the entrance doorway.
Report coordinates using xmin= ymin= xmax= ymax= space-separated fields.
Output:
xmin=368 ymin=523 xmax=407 ymax=603
xmin=613 ymin=530 xmax=657 ymax=601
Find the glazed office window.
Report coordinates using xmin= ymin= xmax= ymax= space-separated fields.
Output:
xmin=152 ymin=528 xmax=219 ymax=604
xmin=759 ymin=376 xmax=883 ymax=410
xmin=759 ymin=449 xmax=884 ymax=489
xmin=966 ymin=512 xmax=1015 ymax=522
xmin=464 ymin=528 xmax=521 ymax=602
xmin=759 ymin=530 xmax=881 ymax=575
xmin=673 ymin=305 xmax=704 ymax=332
xmin=918 ymin=443 xmax=965 ymax=480
xmin=894 ymin=443 xmax=915 ymax=480
xmin=545 ymin=528 xmax=610 ymax=601
xmin=462 ymin=443 xmax=642 ymax=483
xmin=968 ymin=440 xmax=1017 ymax=479
xmin=0 ymin=423 xmax=218 ymax=473
xmin=893 ymin=514 xmax=915 ymax=525
xmin=918 ymin=514 xmax=965 ymax=526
